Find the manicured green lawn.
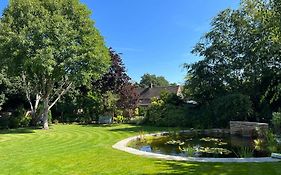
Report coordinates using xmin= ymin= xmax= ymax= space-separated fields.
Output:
xmin=0 ymin=124 xmax=280 ymax=175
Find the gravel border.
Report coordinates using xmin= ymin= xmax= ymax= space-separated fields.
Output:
xmin=112 ymin=132 xmax=281 ymax=163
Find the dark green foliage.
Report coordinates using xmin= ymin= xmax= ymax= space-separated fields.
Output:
xmin=0 ymin=113 xmax=10 ymax=129
xmin=9 ymin=106 xmax=26 ymax=128
xmin=0 ymin=70 xmax=29 ymax=128
xmin=52 ymin=88 xmax=93 ymax=123
xmin=145 ymin=92 xmax=255 ymax=128
xmin=0 ymin=71 xmax=9 ymax=111
xmin=145 ymin=93 xmax=188 ymax=127
xmin=139 ymin=74 xmax=170 ymax=87
xmin=0 ymin=106 xmax=31 ymax=129
xmin=209 ymin=94 xmax=253 ymax=127
xmin=138 ymin=106 xmax=148 ymax=116
xmin=184 ymin=0 xmax=281 ymax=124
xmin=0 ymin=70 xmax=26 ymax=112
xmin=272 ymin=112 xmax=281 ymax=134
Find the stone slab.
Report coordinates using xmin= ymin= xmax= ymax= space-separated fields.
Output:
xmin=271 ymin=153 xmax=281 ymax=159
xmin=230 ymin=121 xmax=268 ymax=137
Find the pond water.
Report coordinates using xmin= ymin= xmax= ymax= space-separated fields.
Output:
xmin=128 ymin=132 xmax=271 ymax=158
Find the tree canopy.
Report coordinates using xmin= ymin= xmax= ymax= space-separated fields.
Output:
xmin=93 ymin=48 xmax=131 ymax=93
xmin=53 ymin=48 xmax=139 ymax=122
xmin=139 ymin=74 xmax=170 ymax=87
xmin=0 ymin=0 xmax=110 ymax=129
xmin=92 ymin=48 xmax=138 ymax=117
xmin=184 ymin=0 xmax=281 ymax=122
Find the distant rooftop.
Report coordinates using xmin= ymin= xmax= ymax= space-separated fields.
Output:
xmin=137 ymin=86 xmax=182 ymax=106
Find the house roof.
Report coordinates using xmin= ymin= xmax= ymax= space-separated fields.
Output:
xmin=137 ymin=86 xmax=181 ymax=100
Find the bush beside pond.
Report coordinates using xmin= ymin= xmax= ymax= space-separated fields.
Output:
xmin=144 ymin=92 xmax=269 ymax=129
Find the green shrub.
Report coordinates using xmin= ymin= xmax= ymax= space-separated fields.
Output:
xmin=53 ymin=119 xmax=59 ymax=125
xmin=128 ymin=116 xmax=145 ymax=125
xmin=0 ymin=113 xmax=10 ymax=129
xmin=254 ymin=129 xmax=281 ymax=153
xmin=114 ymin=115 xmax=124 ymax=123
xmin=137 ymin=106 xmax=148 ymax=116
xmin=272 ymin=112 xmax=281 ymax=134
xmin=144 ymin=92 xmax=255 ymax=128
xmin=145 ymin=97 xmax=164 ymax=125
xmin=20 ymin=113 xmax=32 ymax=127
xmin=9 ymin=106 xmax=31 ymax=128
xmin=158 ymin=104 xmax=186 ymax=127
xmin=145 ymin=94 xmax=189 ymax=127
xmin=210 ymin=93 xmax=253 ymax=127
xmin=48 ymin=110 xmax=52 ymax=124
xmin=265 ymin=130 xmax=279 ymax=153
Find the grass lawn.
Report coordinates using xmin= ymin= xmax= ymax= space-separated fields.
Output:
xmin=0 ymin=124 xmax=280 ymax=175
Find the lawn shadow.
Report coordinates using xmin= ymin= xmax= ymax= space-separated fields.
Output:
xmin=80 ymin=123 xmax=120 ymax=128
xmin=140 ymin=160 xmax=281 ymax=175
xmin=0 ymin=127 xmax=37 ymax=135
xmin=139 ymin=161 xmax=237 ymax=175
xmin=150 ymin=161 xmax=203 ymax=175
xmin=108 ymin=125 xmax=171 ymax=134
xmin=81 ymin=123 xmax=187 ymax=134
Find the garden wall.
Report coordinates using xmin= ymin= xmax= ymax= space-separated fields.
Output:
xmin=230 ymin=121 xmax=268 ymax=137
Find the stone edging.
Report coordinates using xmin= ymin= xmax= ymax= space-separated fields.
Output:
xmin=112 ymin=131 xmax=281 ymax=163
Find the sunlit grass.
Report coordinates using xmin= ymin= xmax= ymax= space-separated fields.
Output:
xmin=0 ymin=124 xmax=280 ymax=175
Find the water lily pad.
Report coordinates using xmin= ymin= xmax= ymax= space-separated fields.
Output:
xmin=165 ymin=140 xmax=185 ymax=145
xmin=199 ymin=147 xmax=232 ymax=155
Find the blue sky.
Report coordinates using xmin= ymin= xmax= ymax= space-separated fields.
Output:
xmin=0 ymin=0 xmax=239 ymax=84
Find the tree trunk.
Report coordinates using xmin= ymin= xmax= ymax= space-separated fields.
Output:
xmin=30 ymin=111 xmax=38 ymax=126
xmin=42 ymin=97 xmax=49 ymax=130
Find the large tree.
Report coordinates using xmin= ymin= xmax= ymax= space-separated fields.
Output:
xmin=93 ymin=48 xmax=131 ymax=93
xmin=93 ymin=48 xmax=138 ymax=117
xmin=0 ymin=0 xmax=110 ymax=129
xmin=139 ymin=74 xmax=170 ymax=87
xmin=117 ymin=83 xmax=139 ymax=118
xmin=185 ymin=0 xmax=281 ymax=121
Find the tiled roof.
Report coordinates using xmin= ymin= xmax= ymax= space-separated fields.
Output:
xmin=137 ymin=86 xmax=181 ymax=103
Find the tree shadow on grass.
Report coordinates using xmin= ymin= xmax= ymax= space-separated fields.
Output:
xmin=107 ymin=125 xmax=171 ymax=134
xmin=81 ymin=123 xmax=168 ymax=132
xmin=141 ymin=160 xmax=281 ymax=175
xmin=81 ymin=123 xmax=120 ymax=128
xmin=0 ymin=128 xmax=36 ymax=135
xmin=81 ymin=123 xmax=187 ymax=134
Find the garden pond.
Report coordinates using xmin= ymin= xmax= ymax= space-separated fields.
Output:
xmin=128 ymin=131 xmax=279 ymax=158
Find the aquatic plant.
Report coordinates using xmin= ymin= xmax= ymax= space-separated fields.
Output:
xmin=168 ymin=128 xmax=181 ymax=139
xmin=265 ymin=131 xmax=278 ymax=153
xmin=200 ymin=137 xmax=227 ymax=146
xmin=199 ymin=147 xmax=232 ymax=155
xmin=179 ymin=145 xmax=197 ymax=157
xmin=138 ymin=130 xmax=145 ymax=142
xmin=253 ymin=139 xmax=264 ymax=151
xmin=234 ymin=147 xmax=253 ymax=158
xmin=200 ymin=137 xmax=220 ymax=142
xmin=166 ymin=140 xmax=185 ymax=146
